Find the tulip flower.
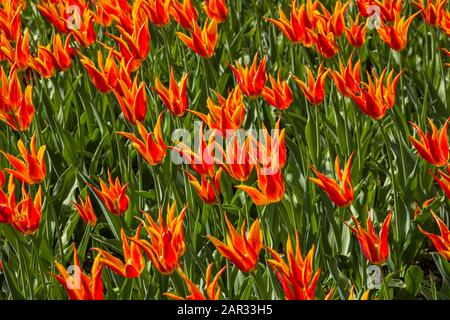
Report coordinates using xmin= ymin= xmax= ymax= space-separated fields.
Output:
xmin=73 ymin=194 xmax=97 ymax=227
xmin=229 ymin=53 xmax=267 ymax=98
xmin=153 ymin=68 xmax=189 ymax=117
xmin=236 ymin=165 xmax=285 ymax=205
xmin=413 ymin=0 xmax=447 ymax=25
xmin=170 ymin=0 xmax=198 ymax=30
xmin=113 ymin=76 xmax=148 ymax=124
xmin=254 ymin=118 xmax=287 ymax=170
xmin=165 ymin=264 xmax=226 ymax=300
xmin=218 ymin=135 xmax=255 ymax=182
xmin=377 ymin=0 xmax=403 ymax=22
xmin=134 ymin=203 xmax=187 ymax=275
xmin=80 ymin=51 xmax=120 ymax=93
xmin=311 ymin=23 xmax=340 ymax=58
xmin=52 ymin=245 xmax=104 ymax=300
xmin=118 ymin=112 xmax=166 ymax=166
xmin=190 ymin=87 xmax=245 ymax=134
xmin=347 ymin=210 xmax=393 ymax=265
xmin=94 ymin=227 xmax=145 ymax=278
xmin=207 ymin=214 xmax=262 ymax=273
xmin=440 ymin=10 xmax=450 ymax=36
xmin=29 ymin=45 xmax=55 ymax=79
xmin=1 ymin=133 xmax=46 ymax=185
xmin=141 ymin=0 xmax=172 ymax=26
xmin=184 ymin=168 xmax=222 ymax=204
xmin=41 ymin=34 xmax=73 ymax=72
xmin=266 ymin=233 xmax=320 ymax=300
xmin=348 ymin=286 xmax=371 ymax=300
xmin=320 ymin=0 xmax=351 ymax=37
xmin=70 ymin=9 xmax=97 ymax=47
xmin=0 ymin=174 xmax=14 ymax=224
xmin=177 ymin=18 xmax=218 ymax=58
xmin=203 ymin=0 xmax=228 ymax=23
xmin=5 ymin=29 xmax=30 ymax=71
xmin=431 ymin=168 xmax=450 ymax=199
xmin=309 ymin=153 xmax=354 ymax=207
xmin=262 ymin=72 xmax=293 ymax=111
xmin=265 ymin=0 xmax=319 ymax=46
xmin=377 ymin=12 xmax=420 ymax=52
xmin=345 ymin=15 xmax=367 ymax=48
xmin=172 ymin=123 xmax=217 ymax=177
xmin=0 ymin=4 xmax=22 ymax=41
xmin=329 ymin=54 xmax=361 ymax=97
xmin=349 ymin=67 xmax=403 ymax=120
xmin=88 ymin=169 xmax=129 ymax=215
xmin=93 ymin=0 xmax=126 ymax=27
xmin=10 ymin=185 xmax=43 ymax=235
xmin=418 ymin=211 xmax=450 ymax=260
xmin=292 ymin=65 xmax=329 ymax=105
xmin=356 ymin=0 xmax=375 ymax=18
xmin=409 ymin=118 xmax=449 ymax=167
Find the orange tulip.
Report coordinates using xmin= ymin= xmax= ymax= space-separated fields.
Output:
xmin=413 ymin=0 xmax=447 ymax=25
xmin=184 ymin=168 xmax=222 ymax=204
xmin=203 ymin=0 xmax=228 ymax=23
xmin=377 ymin=0 xmax=403 ymax=22
xmin=113 ymin=75 xmax=148 ymax=124
xmin=356 ymin=0 xmax=375 ymax=18
xmin=153 ymin=68 xmax=189 ymax=117
xmin=208 ymin=214 xmax=262 ymax=273
xmin=190 ymin=87 xmax=245 ymax=134
xmin=73 ymin=194 xmax=97 ymax=227
xmin=262 ymin=72 xmax=293 ymax=111
xmin=29 ymin=45 xmax=55 ymax=79
xmin=320 ymin=0 xmax=351 ymax=37
xmin=309 ymin=153 xmax=354 ymax=208
xmin=292 ymin=65 xmax=329 ymax=105
xmin=93 ymin=0 xmax=126 ymax=27
xmin=218 ymin=135 xmax=255 ymax=182
xmin=52 ymin=244 xmax=104 ymax=300
xmin=1 ymin=133 xmax=46 ymax=185
xmin=80 ymin=51 xmax=120 ymax=93
xmin=0 ymin=174 xmax=14 ymax=224
xmin=88 ymin=169 xmax=129 ymax=215
xmin=70 ymin=9 xmax=97 ymax=47
xmin=2 ymin=29 xmax=30 ymax=71
xmin=440 ymin=10 xmax=450 ymax=36
xmin=0 ymin=3 xmax=22 ymax=41
xmin=349 ymin=67 xmax=403 ymax=120
xmin=118 ymin=112 xmax=166 ymax=166
xmin=377 ymin=12 xmax=420 ymax=52
xmin=254 ymin=118 xmax=287 ymax=170
xmin=165 ymin=264 xmax=226 ymax=300
xmin=170 ymin=0 xmax=198 ymax=30
xmin=229 ymin=53 xmax=267 ymax=98
xmin=95 ymin=227 xmax=145 ymax=278
xmin=177 ymin=18 xmax=218 ymax=58
xmin=265 ymin=0 xmax=319 ymax=46
xmin=266 ymin=233 xmax=320 ymax=300
xmin=430 ymin=168 xmax=450 ymax=200
xmin=134 ymin=203 xmax=187 ymax=275
xmin=347 ymin=211 xmax=393 ymax=265
xmin=141 ymin=0 xmax=172 ymax=26
xmin=172 ymin=124 xmax=217 ymax=177
xmin=409 ymin=118 xmax=449 ymax=167
xmin=311 ymin=23 xmax=340 ymax=58
xmin=10 ymin=185 xmax=43 ymax=235
xmin=329 ymin=54 xmax=361 ymax=97
xmin=0 ymin=68 xmax=34 ymax=131
xmin=418 ymin=211 xmax=450 ymax=260
xmin=345 ymin=15 xmax=367 ymax=48
xmin=236 ymin=166 xmax=285 ymax=205
xmin=41 ymin=34 xmax=73 ymax=72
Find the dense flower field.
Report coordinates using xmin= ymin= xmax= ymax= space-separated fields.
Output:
xmin=0 ymin=0 xmax=449 ymax=301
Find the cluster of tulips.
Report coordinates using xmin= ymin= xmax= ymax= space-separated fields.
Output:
xmin=0 ymin=0 xmax=449 ymax=300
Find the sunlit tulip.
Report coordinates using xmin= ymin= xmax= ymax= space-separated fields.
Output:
xmin=41 ymin=34 xmax=73 ymax=71
xmin=29 ymin=46 xmax=55 ymax=79
xmin=80 ymin=51 xmax=120 ymax=93
xmin=95 ymin=227 xmax=145 ymax=278
xmin=52 ymin=245 xmax=104 ymax=300
xmin=0 ymin=3 xmax=22 ymax=41
xmin=113 ymin=76 xmax=148 ymax=124
xmin=208 ymin=214 xmax=262 ymax=273
xmin=218 ymin=135 xmax=254 ymax=182
xmin=329 ymin=54 xmax=361 ymax=97
xmin=320 ymin=0 xmax=351 ymax=37
xmin=377 ymin=12 xmax=420 ymax=51
xmin=413 ymin=0 xmax=447 ymax=25
xmin=88 ymin=169 xmax=129 ymax=215
xmin=254 ymin=118 xmax=287 ymax=170
xmin=204 ymin=0 xmax=228 ymax=23
xmin=311 ymin=23 xmax=340 ymax=58
xmin=1 ymin=134 xmax=46 ymax=185
xmin=440 ymin=10 xmax=450 ymax=36
xmin=165 ymin=264 xmax=226 ymax=300
xmin=418 ymin=211 xmax=450 ymax=260
xmin=229 ymin=53 xmax=267 ymax=98
xmin=70 ymin=9 xmax=97 ymax=47
xmin=153 ymin=68 xmax=189 ymax=117
xmin=170 ymin=0 xmax=198 ymax=30
xmin=292 ymin=65 xmax=329 ymax=105
xmin=409 ymin=118 xmax=449 ymax=167
xmin=349 ymin=67 xmax=403 ymax=120
xmin=184 ymin=168 xmax=222 ymax=204
xmin=262 ymin=72 xmax=293 ymax=111
xmin=134 ymin=203 xmax=187 ymax=275
xmin=266 ymin=233 xmax=320 ymax=300
xmin=177 ymin=18 xmax=218 ymax=58
xmin=10 ymin=185 xmax=43 ymax=235
xmin=347 ymin=210 xmax=392 ymax=265
xmin=377 ymin=0 xmax=403 ymax=22
xmin=0 ymin=174 xmax=14 ymax=223
xmin=73 ymin=194 xmax=97 ymax=227
xmin=118 ymin=112 xmax=166 ymax=166
xmin=345 ymin=15 xmax=367 ymax=48
xmin=309 ymin=153 xmax=354 ymax=207
xmin=141 ymin=0 xmax=172 ymax=26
